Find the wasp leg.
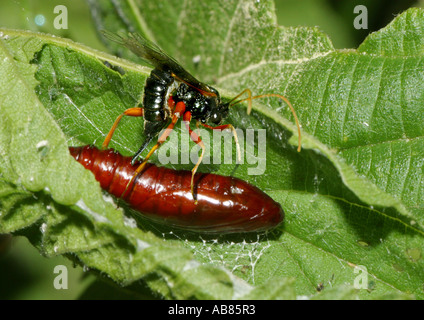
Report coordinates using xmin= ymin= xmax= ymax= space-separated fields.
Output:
xmin=182 ymin=112 xmax=205 ymax=203
xmin=120 ymin=102 xmax=186 ymax=199
xmin=102 ymin=107 xmax=144 ymax=149
xmin=200 ymin=123 xmax=241 ymax=164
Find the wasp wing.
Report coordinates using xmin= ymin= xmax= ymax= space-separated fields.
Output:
xmin=102 ymin=31 xmax=216 ymax=96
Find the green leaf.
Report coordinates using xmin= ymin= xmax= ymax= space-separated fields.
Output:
xmin=1 ymin=1 xmax=424 ymax=300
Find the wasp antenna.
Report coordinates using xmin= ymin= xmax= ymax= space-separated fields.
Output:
xmin=255 ymin=93 xmax=302 ymax=152
xmin=228 ymin=89 xmax=253 ymax=114
xmin=233 ymin=92 xmax=302 ymax=152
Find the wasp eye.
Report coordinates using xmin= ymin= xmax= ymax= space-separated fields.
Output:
xmin=211 ymin=113 xmax=222 ymax=124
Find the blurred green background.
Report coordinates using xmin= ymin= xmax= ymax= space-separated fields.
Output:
xmin=0 ymin=0 xmax=421 ymax=299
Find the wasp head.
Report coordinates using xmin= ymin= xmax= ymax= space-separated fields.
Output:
xmin=206 ymin=87 xmax=229 ymax=125
xmin=210 ymin=102 xmax=230 ymax=124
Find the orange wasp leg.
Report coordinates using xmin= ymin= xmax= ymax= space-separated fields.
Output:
xmin=120 ymin=101 xmax=186 ymax=198
xmin=102 ymin=107 xmax=144 ymax=149
xmin=200 ymin=123 xmax=242 ymax=164
xmin=182 ymin=111 xmax=205 ymax=202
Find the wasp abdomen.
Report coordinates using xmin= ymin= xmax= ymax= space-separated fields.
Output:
xmin=143 ymin=68 xmax=174 ymax=122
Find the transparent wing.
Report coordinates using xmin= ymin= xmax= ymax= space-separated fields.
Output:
xmin=101 ymin=31 xmax=216 ymax=96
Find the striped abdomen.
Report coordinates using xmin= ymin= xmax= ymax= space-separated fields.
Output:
xmin=69 ymin=145 xmax=284 ymax=234
xmin=142 ymin=68 xmax=174 ymax=122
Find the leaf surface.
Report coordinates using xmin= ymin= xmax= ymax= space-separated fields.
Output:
xmin=0 ymin=2 xmax=423 ymax=299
